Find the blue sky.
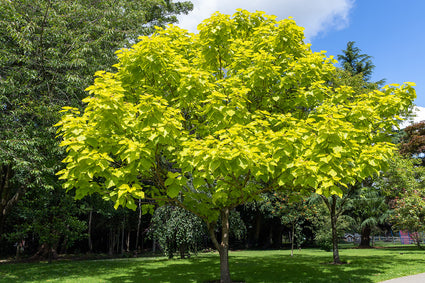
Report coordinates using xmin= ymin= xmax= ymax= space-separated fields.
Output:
xmin=177 ymin=0 xmax=425 ymax=122
xmin=310 ymin=1 xmax=425 ymax=107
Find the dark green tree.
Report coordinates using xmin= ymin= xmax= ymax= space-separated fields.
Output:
xmin=0 ymin=0 xmax=192 ymax=241
xmin=349 ymin=186 xmax=390 ymax=248
xmin=337 ymin=41 xmax=375 ymax=81
xmin=148 ymin=206 xmax=207 ymax=259
xmin=265 ymin=191 xmax=315 ymax=256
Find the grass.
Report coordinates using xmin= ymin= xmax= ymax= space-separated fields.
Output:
xmin=1 ymin=247 xmax=425 ymax=282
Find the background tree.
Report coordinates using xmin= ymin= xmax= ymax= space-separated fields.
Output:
xmin=56 ymin=10 xmax=415 ymax=281
xmin=337 ymin=41 xmax=380 ymax=84
xmin=400 ymin=121 xmax=425 ymax=160
xmin=0 ymin=0 xmax=192 ymax=255
xmin=376 ymin=154 xmax=425 ymax=246
xmin=310 ymin=196 xmax=352 ymax=252
xmin=349 ymin=186 xmax=390 ymax=248
xmin=317 ymin=188 xmax=356 ymax=262
xmin=148 ymin=205 xmax=207 ymax=259
xmin=268 ymin=192 xmax=315 ymax=256
xmin=390 ymin=189 xmax=425 ymax=247
xmin=237 ymin=197 xmax=283 ymax=249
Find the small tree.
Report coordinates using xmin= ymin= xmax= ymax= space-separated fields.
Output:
xmin=391 ymin=190 xmax=425 ymax=247
xmin=56 ymin=10 xmax=415 ymax=281
xmin=149 ymin=205 xmax=207 ymax=258
xmin=310 ymin=197 xmax=351 ymax=252
xmin=349 ymin=186 xmax=390 ymax=248
xmin=400 ymin=121 xmax=425 ymax=159
xmin=377 ymin=154 xmax=425 ymax=247
xmin=263 ymin=191 xmax=314 ymax=256
xmin=338 ymin=41 xmax=376 ymax=83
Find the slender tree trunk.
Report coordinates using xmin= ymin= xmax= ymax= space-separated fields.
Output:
xmin=88 ymin=209 xmax=93 ymax=253
xmin=359 ymin=225 xmax=371 ymax=248
xmin=0 ymin=165 xmax=25 ymax=238
xmin=15 ymin=241 xmax=23 ymax=261
xmin=254 ymin=214 xmax=261 ymax=247
xmin=413 ymin=232 xmax=421 ymax=248
xmin=60 ymin=236 xmax=68 ymax=254
xmin=291 ymin=222 xmax=295 ymax=257
xmin=208 ymin=208 xmax=232 ymax=283
xmin=135 ymin=199 xmax=142 ymax=255
xmin=330 ymin=195 xmax=341 ymax=264
xmin=121 ymin=216 xmax=125 ymax=255
xmin=267 ymin=225 xmax=273 ymax=248
xmin=126 ymin=228 xmax=130 ymax=252
xmin=48 ymin=243 xmax=52 ymax=264
xmin=108 ymin=228 xmax=114 ymax=256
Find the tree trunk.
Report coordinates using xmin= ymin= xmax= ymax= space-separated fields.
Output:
xmin=208 ymin=208 xmax=232 ymax=283
xmin=413 ymin=232 xmax=421 ymax=248
xmin=330 ymin=195 xmax=341 ymax=264
xmin=291 ymin=222 xmax=295 ymax=257
xmin=359 ymin=225 xmax=371 ymax=248
xmin=126 ymin=228 xmax=130 ymax=252
xmin=88 ymin=209 xmax=93 ymax=253
xmin=108 ymin=228 xmax=114 ymax=256
xmin=60 ymin=236 xmax=68 ymax=254
xmin=0 ymin=165 xmax=25 ymax=238
xmin=254 ymin=214 xmax=261 ymax=247
xmin=179 ymin=244 xmax=187 ymax=259
xmin=48 ymin=243 xmax=52 ymax=264
xmin=121 ymin=217 xmax=125 ymax=255
xmin=15 ymin=240 xmax=24 ymax=261
xmin=135 ymin=199 xmax=142 ymax=255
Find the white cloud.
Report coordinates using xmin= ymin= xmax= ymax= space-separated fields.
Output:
xmin=177 ymin=0 xmax=354 ymax=39
xmin=400 ymin=106 xmax=425 ymax=128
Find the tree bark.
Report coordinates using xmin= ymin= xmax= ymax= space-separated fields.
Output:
xmin=126 ymin=228 xmax=130 ymax=252
xmin=359 ymin=225 xmax=371 ymax=248
xmin=121 ymin=216 xmax=125 ymax=255
xmin=320 ymin=194 xmax=342 ymax=264
xmin=291 ymin=222 xmax=295 ymax=257
xmin=208 ymin=208 xmax=232 ymax=283
xmin=135 ymin=199 xmax=142 ymax=255
xmin=254 ymin=214 xmax=262 ymax=247
xmin=0 ymin=165 xmax=25 ymax=237
xmin=108 ymin=228 xmax=114 ymax=256
xmin=88 ymin=209 xmax=93 ymax=253
xmin=330 ymin=195 xmax=341 ymax=264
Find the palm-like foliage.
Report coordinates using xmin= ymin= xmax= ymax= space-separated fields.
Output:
xmin=349 ymin=186 xmax=390 ymax=247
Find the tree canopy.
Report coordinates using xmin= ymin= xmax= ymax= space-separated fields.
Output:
xmin=400 ymin=121 xmax=425 ymax=158
xmin=0 ymin=0 xmax=192 ymax=238
xmin=56 ymin=10 xmax=415 ymax=282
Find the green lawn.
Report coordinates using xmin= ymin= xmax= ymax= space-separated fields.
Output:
xmin=1 ymin=247 xmax=425 ymax=282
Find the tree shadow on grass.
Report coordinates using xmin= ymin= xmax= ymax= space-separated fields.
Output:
xmin=1 ymin=250 xmax=425 ymax=282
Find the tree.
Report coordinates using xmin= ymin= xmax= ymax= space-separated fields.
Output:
xmin=391 ymin=189 xmax=425 ymax=247
xmin=56 ymin=10 xmax=415 ymax=281
xmin=400 ymin=121 xmax=425 ymax=159
xmin=0 ymin=0 xmax=192 ymax=240
xmin=318 ymin=189 xmax=356 ymax=262
xmin=267 ymin=192 xmax=314 ymax=256
xmin=14 ymin=188 xmax=87 ymax=263
xmin=376 ymin=154 xmax=425 ymax=247
xmin=349 ymin=186 xmax=390 ymax=248
xmin=310 ymin=195 xmax=352 ymax=252
xmin=148 ymin=205 xmax=207 ymax=259
xmin=338 ymin=41 xmax=377 ymax=83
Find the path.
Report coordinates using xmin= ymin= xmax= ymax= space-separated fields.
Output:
xmin=380 ymin=273 xmax=425 ymax=283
